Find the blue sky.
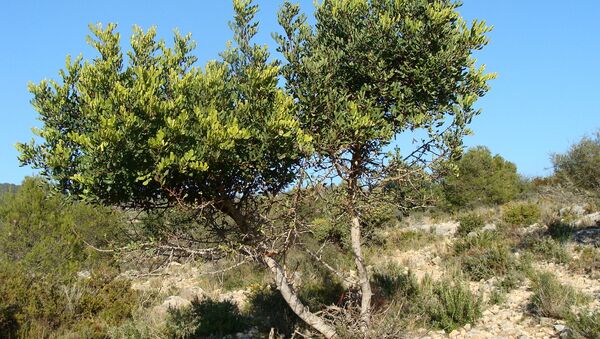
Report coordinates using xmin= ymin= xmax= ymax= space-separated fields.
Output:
xmin=1 ymin=1 xmax=599 ymax=184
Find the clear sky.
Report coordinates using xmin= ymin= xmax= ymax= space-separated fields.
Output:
xmin=1 ymin=1 xmax=599 ymax=184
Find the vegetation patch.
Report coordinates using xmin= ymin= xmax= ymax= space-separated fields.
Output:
xmin=529 ymin=271 xmax=590 ymax=319
xmin=567 ymin=309 xmax=600 ymax=339
xmin=457 ymin=212 xmax=486 ymax=237
xmin=166 ymin=298 xmax=249 ymax=338
xmin=371 ymin=264 xmax=481 ymax=333
xmin=502 ymin=201 xmax=541 ymax=226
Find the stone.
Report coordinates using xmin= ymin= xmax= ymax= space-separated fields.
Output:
xmin=179 ymin=286 xmax=204 ymax=301
xmin=539 ymin=317 xmax=553 ymax=326
xmin=76 ymin=270 xmax=91 ymax=279
xmin=482 ymin=223 xmax=497 ymax=232
xmin=162 ymin=295 xmax=191 ymax=310
xmin=554 ymin=324 xmax=566 ymax=332
xmin=560 ymin=205 xmax=586 ymax=218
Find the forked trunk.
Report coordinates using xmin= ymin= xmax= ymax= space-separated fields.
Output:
xmin=263 ymin=255 xmax=338 ymax=338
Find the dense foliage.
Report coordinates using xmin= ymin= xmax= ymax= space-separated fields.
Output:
xmin=442 ymin=146 xmax=522 ymax=209
xmin=552 ymin=131 xmax=600 ymax=194
xmin=0 ymin=178 xmax=136 ymax=337
xmin=17 ymin=2 xmax=309 ymax=218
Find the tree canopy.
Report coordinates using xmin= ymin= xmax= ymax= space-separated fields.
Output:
xmin=18 ymin=1 xmax=310 ymax=217
xmin=443 ymin=146 xmax=522 ymax=209
xmin=552 ymin=131 xmax=600 ymax=194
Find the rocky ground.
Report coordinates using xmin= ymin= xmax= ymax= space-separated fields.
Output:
xmin=125 ymin=209 xmax=600 ymax=338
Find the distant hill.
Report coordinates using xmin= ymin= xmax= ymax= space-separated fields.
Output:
xmin=0 ymin=183 xmax=19 ymax=195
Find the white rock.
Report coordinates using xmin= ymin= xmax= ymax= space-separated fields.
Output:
xmin=162 ymin=295 xmax=191 ymax=310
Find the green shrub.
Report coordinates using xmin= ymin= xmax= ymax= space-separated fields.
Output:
xmin=453 ymin=230 xmax=501 ymax=255
xmin=0 ymin=178 xmax=136 ymax=337
xmin=310 ymin=216 xmax=349 ymax=246
xmin=370 ymin=266 xmax=482 ymax=333
xmin=373 ymin=263 xmax=420 ymax=301
xmin=527 ymin=238 xmax=571 ymax=264
xmin=422 ymin=276 xmax=482 ymax=331
xmin=460 ymin=243 xmax=516 ymax=281
xmin=380 ymin=229 xmax=440 ymax=251
xmin=502 ymin=201 xmax=541 ymax=226
xmin=529 ymin=271 xmax=590 ymax=319
xmin=547 ymin=220 xmax=575 ymax=242
xmin=552 ymin=131 xmax=600 ymax=194
xmin=457 ymin=213 xmax=485 ymax=236
xmin=166 ymin=298 xmax=249 ymax=338
xmin=567 ymin=310 xmax=600 ymax=339
xmin=0 ymin=262 xmax=138 ymax=338
xmin=451 ymin=231 xmax=527 ymax=282
xmin=442 ymin=146 xmax=523 ymax=209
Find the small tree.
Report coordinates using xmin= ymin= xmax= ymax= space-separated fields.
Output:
xmin=442 ymin=146 xmax=522 ymax=209
xmin=17 ymin=1 xmax=335 ymax=336
xmin=276 ymin=0 xmax=494 ymax=332
xmin=552 ymin=131 xmax=600 ymax=194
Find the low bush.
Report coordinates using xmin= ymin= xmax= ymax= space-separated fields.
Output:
xmin=421 ymin=276 xmax=482 ymax=332
xmin=373 ymin=263 xmax=420 ymax=301
xmin=378 ymin=229 xmax=441 ymax=252
xmin=552 ymin=130 xmax=600 ymax=195
xmin=246 ymin=284 xmax=300 ymax=337
xmin=457 ymin=213 xmax=485 ymax=237
xmin=529 ymin=271 xmax=590 ymax=319
xmin=166 ymin=298 xmax=249 ymax=338
xmin=526 ymin=238 xmax=571 ymax=264
xmin=567 ymin=309 xmax=600 ymax=339
xmin=371 ymin=265 xmax=481 ymax=333
xmin=570 ymin=247 xmax=600 ymax=276
xmin=452 ymin=231 xmax=521 ymax=281
xmin=547 ymin=220 xmax=575 ymax=242
xmin=0 ymin=262 xmax=138 ymax=338
xmin=0 ymin=178 xmax=137 ymax=337
xmin=502 ymin=201 xmax=541 ymax=226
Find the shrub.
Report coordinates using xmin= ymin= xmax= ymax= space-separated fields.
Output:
xmin=246 ymin=284 xmax=300 ymax=337
xmin=422 ymin=276 xmax=482 ymax=332
xmin=529 ymin=271 xmax=590 ymax=319
xmin=527 ymin=238 xmax=571 ymax=264
xmin=567 ymin=310 xmax=600 ymax=339
xmin=502 ymin=201 xmax=541 ymax=226
xmin=460 ymin=243 xmax=516 ymax=281
xmin=442 ymin=146 xmax=523 ymax=209
xmin=457 ymin=213 xmax=485 ymax=237
xmin=451 ymin=230 xmax=527 ymax=281
xmin=0 ymin=178 xmax=136 ymax=337
xmin=570 ymin=247 xmax=600 ymax=276
xmin=552 ymin=131 xmax=600 ymax=194
xmin=166 ymin=298 xmax=249 ymax=338
xmin=0 ymin=262 xmax=138 ymax=338
xmin=379 ymin=229 xmax=440 ymax=252
xmin=370 ymin=263 xmax=483 ymax=333
xmin=453 ymin=230 xmax=502 ymax=255
xmin=373 ymin=263 xmax=420 ymax=301
xmin=547 ymin=220 xmax=575 ymax=242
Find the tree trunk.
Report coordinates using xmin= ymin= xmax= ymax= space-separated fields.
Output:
xmin=350 ymin=212 xmax=372 ymax=332
xmin=263 ymin=255 xmax=338 ymax=339
xmin=346 ymin=146 xmax=372 ymax=332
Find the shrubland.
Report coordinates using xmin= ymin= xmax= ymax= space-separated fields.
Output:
xmin=4 ymin=0 xmax=600 ymax=338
